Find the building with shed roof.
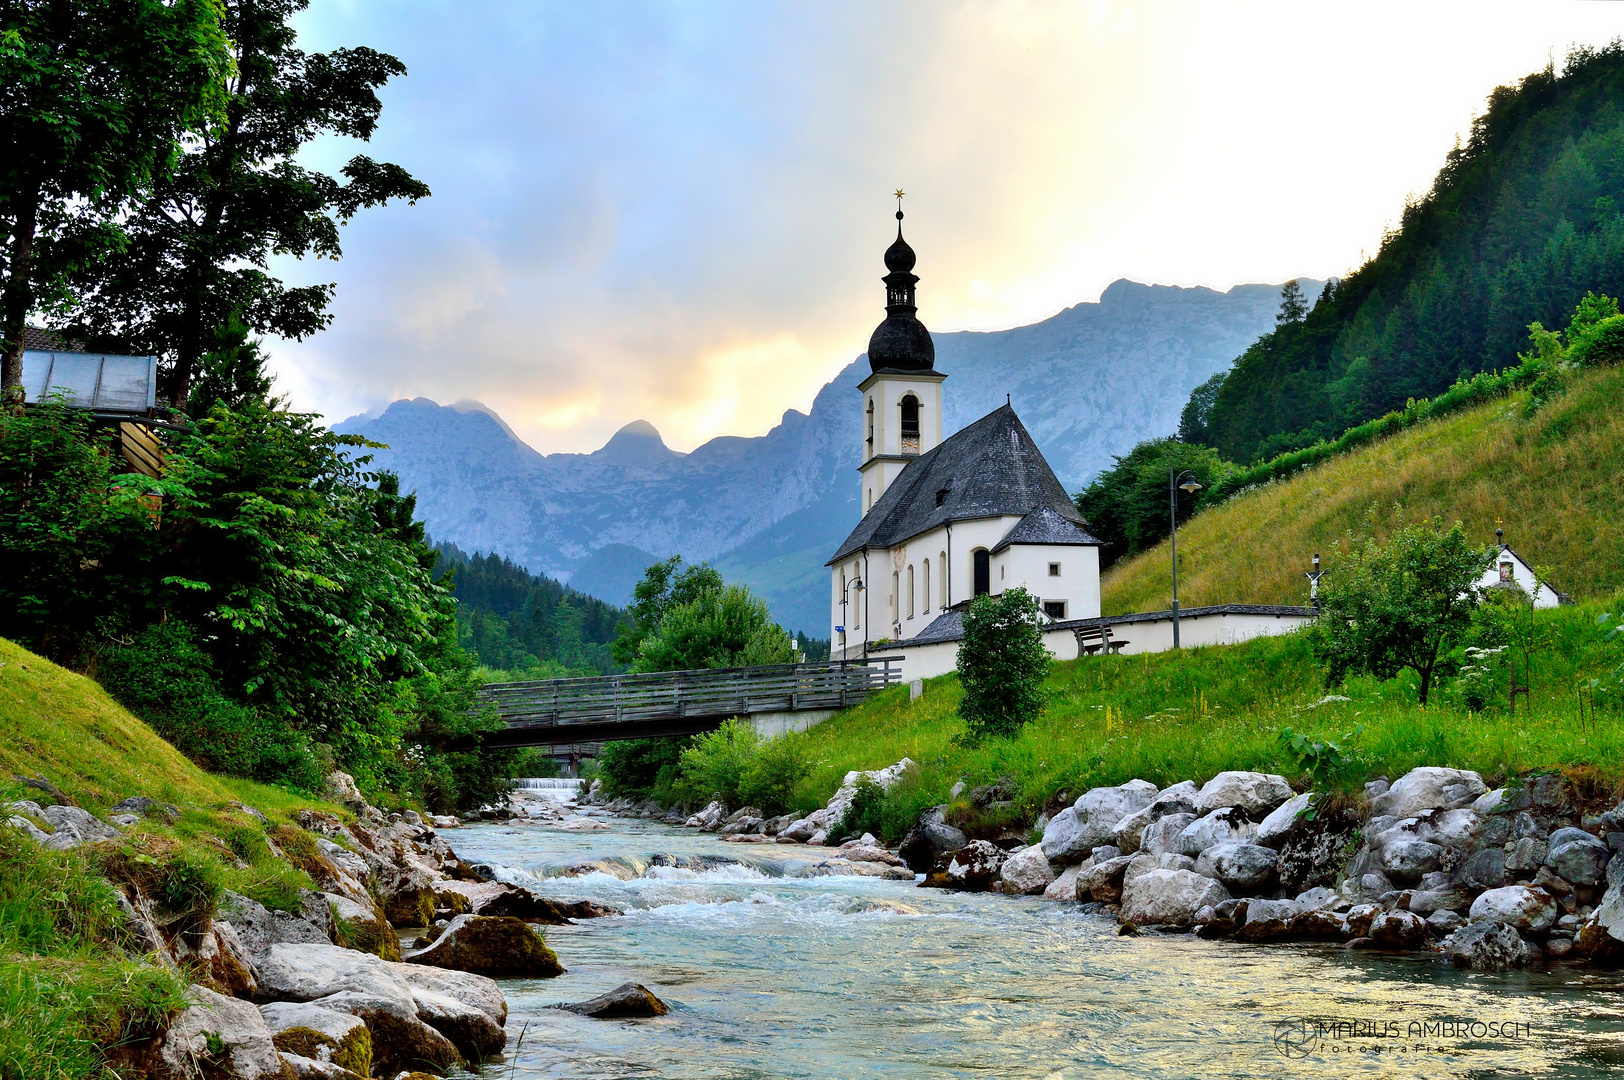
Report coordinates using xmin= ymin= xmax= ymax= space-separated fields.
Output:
xmin=828 ymin=209 xmax=1103 ymax=658
xmin=18 ymin=329 xmax=171 ymax=477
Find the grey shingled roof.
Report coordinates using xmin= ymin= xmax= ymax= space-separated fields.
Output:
xmin=829 ymin=404 xmax=1091 ymax=564
xmin=992 ymin=504 xmax=1101 ymax=553
xmin=872 ymin=603 xmax=1315 ymax=650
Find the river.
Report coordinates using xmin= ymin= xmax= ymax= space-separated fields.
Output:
xmin=446 ymin=793 xmax=1624 ymax=1079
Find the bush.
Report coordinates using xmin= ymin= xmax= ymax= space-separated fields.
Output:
xmin=831 ymin=778 xmax=886 ymax=843
xmin=595 ymin=737 xmax=689 ymax=801
xmin=96 ymin=622 xmax=323 ymax=791
xmin=738 ymin=730 xmax=813 ymax=816
xmin=957 ymin=587 xmax=1051 ymax=744
xmin=677 ymin=720 xmax=759 ymax=808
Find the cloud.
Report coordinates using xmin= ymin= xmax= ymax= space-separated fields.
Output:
xmin=268 ymin=0 xmax=1624 ymax=453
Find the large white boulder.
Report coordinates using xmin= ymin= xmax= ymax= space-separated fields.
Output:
xmin=1112 ymin=781 xmax=1199 ymax=852
xmin=1138 ymin=813 xmax=1198 ymax=857
xmin=1120 ymin=869 xmax=1229 ymax=927
xmin=1254 ymin=792 xmax=1315 ymax=849
xmin=1370 ymin=767 xmax=1486 ymax=820
xmin=1378 ymin=839 xmax=1445 ymax=884
xmin=1194 ymin=843 xmax=1279 ymax=893
xmin=1042 ymin=864 xmax=1082 ymax=902
xmin=1469 ymin=886 xmax=1558 ymax=933
xmin=997 ymin=845 xmax=1057 ymax=895
xmin=1042 ymin=780 xmax=1157 ymax=863
xmin=1194 ymin=772 xmax=1293 ymax=816
xmin=255 ymin=943 xmax=415 ymax=1010
xmin=1176 ymin=808 xmax=1257 ymax=857
xmin=148 ymin=985 xmax=291 ymax=1080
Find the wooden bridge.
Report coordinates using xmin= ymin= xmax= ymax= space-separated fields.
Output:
xmin=473 ymin=659 xmax=902 ymax=748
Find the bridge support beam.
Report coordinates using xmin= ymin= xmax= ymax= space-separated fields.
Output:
xmin=749 ymin=709 xmax=838 ymax=739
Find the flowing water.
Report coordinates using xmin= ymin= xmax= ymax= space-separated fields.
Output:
xmin=449 ymin=805 xmax=1624 ymax=1079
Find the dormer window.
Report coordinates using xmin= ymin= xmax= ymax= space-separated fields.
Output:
xmin=900 ymin=395 xmax=921 ymax=455
xmin=935 ymin=486 xmax=949 ymax=508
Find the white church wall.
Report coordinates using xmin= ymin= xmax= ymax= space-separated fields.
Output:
xmin=1478 ymin=550 xmax=1562 ymax=608
xmin=999 ymin=544 xmax=1102 ymax=622
xmin=1093 ymin=610 xmax=1314 ymax=655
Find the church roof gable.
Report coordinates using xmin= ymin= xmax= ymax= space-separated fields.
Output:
xmin=828 ymin=404 xmax=1089 ymax=563
xmin=991 ymin=505 xmax=1101 ymax=552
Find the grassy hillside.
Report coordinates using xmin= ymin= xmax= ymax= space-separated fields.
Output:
xmin=1099 ymin=365 xmax=1624 ymax=616
xmin=792 ymin=597 xmax=1624 ymax=841
xmin=0 ymin=638 xmax=344 ymax=1079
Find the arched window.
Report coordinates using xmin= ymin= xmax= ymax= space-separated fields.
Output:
xmin=920 ymin=560 xmax=930 ymax=615
xmin=900 ymin=394 xmax=920 ymax=455
xmin=866 ymin=397 xmax=875 ymax=452
xmin=973 ymin=549 xmax=990 ymax=596
xmin=939 ymin=552 xmax=947 ymax=608
xmin=891 ymin=571 xmax=900 ymax=624
xmin=907 ymin=564 xmax=915 ymax=619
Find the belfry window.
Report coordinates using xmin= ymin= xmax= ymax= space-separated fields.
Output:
xmin=900 ymin=395 xmax=920 ymax=455
xmin=866 ymin=398 xmax=875 ymax=452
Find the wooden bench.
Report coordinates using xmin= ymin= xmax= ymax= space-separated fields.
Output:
xmin=1074 ymin=625 xmax=1129 ymax=656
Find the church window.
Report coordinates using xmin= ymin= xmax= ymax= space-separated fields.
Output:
xmin=1500 ymin=561 xmax=1514 ymax=582
xmin=907 ymin=565 xmax=915 ymax=619
xmin=973 ymin=549 xmax=990 ymax=596
xmin=1048 ymin=562 xmax=1061 ymax=577
xmin=1043 ymin=600 xmax=1067 ymax=619
xmin=891 ymin=571 xmax=900 ymax=624
xmin=938 ymin=552 xmax=946 ymax=608
xmin=921 ymin=559 xmax=930 ymax=614
xmin=900 ymin=395 xmax=921 ymax=455
xmin=866 ymin=398 xmax=874 ymax=451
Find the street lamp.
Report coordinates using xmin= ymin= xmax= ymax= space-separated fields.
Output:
xmin=1170 ymin=468 xmax=1203 ymax=648
xmin=839 ymin=574 xmax=864 ymax=660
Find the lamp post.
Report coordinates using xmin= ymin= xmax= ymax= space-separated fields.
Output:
xmin=839 ymin=574 xmax=864 ymax=660
xmin=1170 ymin=468 xmax=1203 ymax=648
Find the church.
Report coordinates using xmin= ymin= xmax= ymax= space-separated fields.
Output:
xmin=827 ymin=207 xmax=1104 ymax=659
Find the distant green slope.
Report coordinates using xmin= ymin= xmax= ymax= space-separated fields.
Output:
xmin=1102 ymin=365 xmax=1624 ymax=616
xmin=1203 ymin=45 xmax=1624 ymax=462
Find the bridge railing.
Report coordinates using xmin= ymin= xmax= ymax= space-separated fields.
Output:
xmin=479 ymin=658 xmax=903 ymax=731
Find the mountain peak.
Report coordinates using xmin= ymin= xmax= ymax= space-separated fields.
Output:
xmin=594 ymin=419 xmax=681 ymax=465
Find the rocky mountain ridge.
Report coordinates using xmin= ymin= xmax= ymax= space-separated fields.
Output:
xmin=338 ymin=278 xmax=1316 ymax=632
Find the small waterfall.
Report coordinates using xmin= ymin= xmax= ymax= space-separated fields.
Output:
xmin=513 ymin=777 xmax=581 ymax=790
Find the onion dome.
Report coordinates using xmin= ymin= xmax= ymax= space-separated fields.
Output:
xmin=867 ymin=208 xmax=935 ymax=373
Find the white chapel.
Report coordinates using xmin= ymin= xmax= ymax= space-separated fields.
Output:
xmin=827 ymin=208 xmax=1103 ymax=660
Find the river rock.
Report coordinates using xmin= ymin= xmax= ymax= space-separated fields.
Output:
xmin=779 ymin=812 xmax=825 ymax=842
xmin=685 ymin=802 xmax=726 ymax=830
xmin=997 ymin=845 xmax=1056 ymax=895
xmin=1368 ymin=910 xmax=1428 ymax=950
xmin=1427 ymin=910 xmax=1466 ymax=936
xmin=1469 ymin=886 xmax=1557 ymax=932
xmin=404 ymin=914 xmax=563 ymax=977
xmin=1457 ymin=848 xmax=1509 ymax=890
xmin=1371 ymin=768 xmax=1486 ymax=820
xmin=1176 ymin=808 xmax=1256 ymax=857
xmin=1545 ymin=830 xmax=1610 ymax=885
xmin=839 ymin=841 xmax=907 ymax=867
xmin=1194 ymin=843 xmax=1278 ymax=893
xmin=1138 ymin=813 xmax=1197 ymax=858
xmin=1112 ymin=781 xmax=1199 ymax=853
xmin=1119 ymin=869 xmax=1229 ymax=927
xmin=255 ymin=943 xmax=415 ymax=1009
xmin=825 ymin=760 xmax=914 ymax=829
xmin=1233 ymin=898 xmax=1299 ymax=942
xmin=1041 ymin=780 xmax=1157 ymax=863
xmin=1378 ymin=840 xmax=1444 ymax=884
xmin=392 ymin=967 xmax=506 ymax=1059
xmin=1194 ymin=772 xmax=1293 ymax=816
xmin=1344 ymin=904 xmax=1381 ymax=938
xmin=260 ymin=1002 xmax=372 ymax=1077
xmin=307 ymin=990 xmax=459 ymax=1075
xmin=219 ymin=891 xmax=332 ymax=958
xmin=1291 ymin=908 xmax=1351 ymax=940
xmin=124 ymin=984 xmax=291 ymax=1080
xmin=944 ymin=841 xmax=1006 ymax=891
xmin=1444 ymin=920 xmax=1533 ymax=970
xmin=1407 ymin=884 xmax=1476 ymax=916
xmin=1254 ymin=792 xmax=1315 ymax=848
xmin=1076 ymin=856 xmax=1135 ymax=903
xmin=1576 ymin=882 xmax=1624 ymax=960
xmin=556 ymin=982 xmax=670 ymax=1019
xmin=1506 ymin=836 xmax=1548 ymax=874
xmin=1042 ymin=864 xmax=1082 ymax=902
xmin=1120 ymin=852 xmax=1162 ymax=891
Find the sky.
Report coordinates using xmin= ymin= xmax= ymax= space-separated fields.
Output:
xmin=272 ymin=1 xmax=1624 ymax=454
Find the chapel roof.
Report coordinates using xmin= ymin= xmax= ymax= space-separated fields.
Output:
xmin=828 ymin=403 xmax=1093 ymax=563
xmin=991 ymin=504 xmax=1101 ymax=553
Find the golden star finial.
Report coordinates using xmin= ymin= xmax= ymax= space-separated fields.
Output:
xmin=895 ymin=188 xmax=905 ymax=201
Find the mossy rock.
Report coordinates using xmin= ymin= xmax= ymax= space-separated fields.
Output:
xmin=382 ymin=885 xmax=437 ymax=929
xmin=272 ymin=1024 xmax=373 ymax=1075
xmin=406 ymin=914 xmax=565 ymax=977
xmin=432 ymin=887 xmax=471 ymax=916
xmin=333 ymin=905 xmax=402 ymax=962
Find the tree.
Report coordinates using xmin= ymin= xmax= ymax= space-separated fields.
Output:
xmin=611 ymin=556 xmax=724 ymax=666
xmin=957 ymin=587 xmax=1050 ymax=743
xmin=0 ymin=0 xmax=228 ymax=402
xmin=1313 ymin=518 xmax=1490 ymax=705
xmin=1073 ymin=437 xmax=1233 ymax=568
xmin=1276 ymin=279 xmax=1307 ymax=325
xmin=60 ymin=0 xmax=429 ymax=404
xmin=633 ymin=584 xmax=794 ymax=673
xmin=1176 ymin=370 xmax=1228 ymax=445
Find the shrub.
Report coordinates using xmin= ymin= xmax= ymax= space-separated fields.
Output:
xmin=595 ymin=737 xmax=689 ymax=801
xmin=738 ymin=730 xmax=813 ymax=817
xmin=831 ymin=778 xmax=886 ymax=843
xmin=957 ymin=587 xmax=1050 ymax=744
xmin=677 ymin=720 xmax=760 ymax=808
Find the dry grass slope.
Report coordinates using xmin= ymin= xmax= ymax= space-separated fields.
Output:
xmin=1100 ymin=366 xmax=1624 ymax=615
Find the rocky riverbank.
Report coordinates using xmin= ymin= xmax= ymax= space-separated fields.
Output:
xmin=585 ymin=763 xmax=1624 ymax=972
xmin=5 ymin=772 xmax=617 ymax=1079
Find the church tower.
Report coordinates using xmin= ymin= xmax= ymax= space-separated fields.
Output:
xmin=857 ymin=199 xmax=946 ymax=513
